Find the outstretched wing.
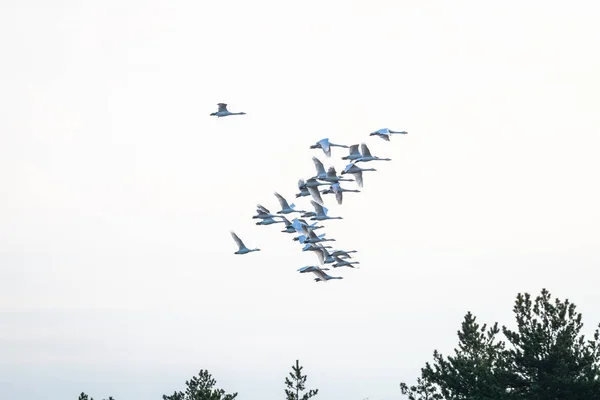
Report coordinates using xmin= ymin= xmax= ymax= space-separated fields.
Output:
xmin=297 ymin=179 xmax=306 ymax=190
xmin=308 ymin=186 xmax=324 ymax=206
xmin=310 ymin=200 xmax=325 ymax=215
xmin=360 ymin=143 xmax=372 ymax=158
xmin=349 ymin=144 xmax=360 ymax=156
xmin=353 ymin=171 xmax=364 ymax=188
xmin=318 ymin=138 xmax=331 ymax=157
xmin=256 ymin=204 xmax=270 ymax=214
xmin=274 ymin=192 xmax=290 ymax=210
xmin=230 ymin=231 xmax=245 ymax=249
xmin=312 ymin=156 xmax=326 ymax=176
xmin=217 ymin=103 xmax=228 ymax=112
xmin=327 ymin=166 xmax=337 ymax=178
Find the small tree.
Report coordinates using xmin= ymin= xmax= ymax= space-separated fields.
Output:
xmin=284 ymin=359 xmax=319 ymax=400
xmin=162 ymin=369 xmax=237 ymax=400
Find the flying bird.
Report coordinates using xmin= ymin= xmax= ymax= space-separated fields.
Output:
xmin=274 ymin=192 xmax=305 ymax=214
xmin=321 ymin=182 xmax=360 ymax=205
xmin=210 ymin=103 xmax=246 ymax=117
xmin=298 ymin=265 xmax=343 ymax=282
xmin=332 ymin=255 xmax=360 ymax=268
xmin=341 ymin=162 xmax=376 ymax=188
xmin=355 ymin=143 xmax=391 ymax=162
xmin=370 ymin=128 xmax=408 ymax=141
xmin=341 ymin=144 xmax=363 ymax=161
xmin=230 ymin=231 xmax=260 ymax=255
xmin=309 ymin=200 xmax=343 ymax=221
xmin=256 ymin=217 xmax=285 ymax=226
xmin=310 ymin=138 xmax=349 ymax=157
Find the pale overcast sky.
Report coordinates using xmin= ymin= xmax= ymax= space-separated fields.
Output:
xmin=2 ymin=1 xmax=600 ymax=399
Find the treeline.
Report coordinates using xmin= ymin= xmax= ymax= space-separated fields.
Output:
xmin=80 ymin=288 xmax=600 ymax=400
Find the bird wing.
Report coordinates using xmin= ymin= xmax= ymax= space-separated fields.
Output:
xmin=327 ymin=166 xmax=337 ymax=178
xmin=315 ymin=248 xmax=326 ymax=265
xmin=297 ymin=179 xmax=306 ymax=190
xmin=318 ymin=138 xmax=331 ymax=157
xmin=353 ymin=171 xmax=364 ymax=188
xmin=217 ymin=103 xmax=228 ymax=112
xmin=307 ymin=186 xmax=324 ymax=206
xmin=335 ymin=190 xmax=343 ymax=205
xmin=360 ymin=143 xmax=373 ymax=158
xmin=230 ymin=231 xmax=245 ymax=249
xmin=280 ymin=216 xmax=291 ymax=227
xmin=312 ymin=156 xmax=326 ymax=176
xmin=256 ymin=204 xmax=270 ymax=214
xmin=310 ymin=200 xmax=325 ymax=215
xmin=349 ymin=144 xmax=360 ymax=156
xmin=274 ymin=192 xmax=290 ymax=209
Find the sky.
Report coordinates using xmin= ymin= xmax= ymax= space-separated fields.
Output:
xmin=1 ymin=0 xmax=600 ymax=399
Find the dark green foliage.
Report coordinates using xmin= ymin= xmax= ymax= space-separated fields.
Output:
xmin=400 ymin=288 xmax=600 ymax=400
xmin=78 ymin=392 xmax=114 ymax=400
xmin=162 ymin=369 xmax=237 ymax=400
xmin=284 ymin=359 xmax=319 ymax=400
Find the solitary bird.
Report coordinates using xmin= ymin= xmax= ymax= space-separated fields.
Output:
xmin=230 ymin=231 xmax=260 ymax=255
xmin=310 ymin=138 xmax=349 ymax=157
xmin=370 ymin=128 xmax=407 ymax=141
xmin=210 ymin=103 xmax=246 ymax=117
xmin=355 ymin=143 xmax=391 ymax=163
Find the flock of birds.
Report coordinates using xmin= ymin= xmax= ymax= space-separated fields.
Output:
xmin=214 ymin=103 xmax=408 ymax=283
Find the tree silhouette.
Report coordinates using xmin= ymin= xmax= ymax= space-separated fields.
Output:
xmin=400 ymin=288 xmax=600 ymax=400
xmin=284 ymin=359 xmax=319 ymax=400
xmin=162 ymin=369 xmax=237 ymax=400
xmin=78 ymin=393 xmax=115 ymax=400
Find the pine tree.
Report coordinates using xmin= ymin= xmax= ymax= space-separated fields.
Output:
xmin=162 ymin=369 xmax=237 ymax=400
xmin=284 ymin=359 xmax=319 ymax=400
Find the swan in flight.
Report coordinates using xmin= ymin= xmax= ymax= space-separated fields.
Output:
xmin=304 ymin=228 xmax=335 ymax=244
xmin=310 ymin=138 xmax=349 ymax=157
xmin=298 ymin=266 xmax=343 ymax=282
xmin=321 ymin=182 xmax=360 ymax=205
xmin=370 ymin=128 xmax=407 ymax=141
xmin=332 ymin=255 xmax=360 ymax=268
xmin=230 ymin=231 xmax=260 ymax=255
xmin=280 ymin=216 xmax=298 ymax=233
xmin=302 ymin=243 xmax=333 ymax=252
xmin=311 ymin=246 xmax=336 ymax=265
xmin=299 ymin=178 xmax=328 ymax=206
xmin=252 ymin=204 xmax=277 ymax=220
xmin=309 ymin=200 xmax=343 ymax=221
xmin=342 ymin=144 xmax=363 ymax=161
xmin=256 ymin=217 xmax=285 ymax=226
xmin=340 ymin=162 xmax=376 ymax=188
xmin=291 ymin=218 xmax=324 ymax=234
xmin=274 ymin=192 xmax=305 ymax=214
xmin=355 ymin=143 xmax=391 ymax=163
xmin=330 ymin=249 xmax=357 ymax=259
xmin=210 ymin=103 xmax=246 ymax=117
xmin=295 ymin=179 xmax=311 ymax=198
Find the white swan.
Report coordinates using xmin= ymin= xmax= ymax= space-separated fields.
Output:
xmin=355 ymin=143 xmax=391 ymax=163
xmin=295 ymin=179 xmax=311 ymax=198
xmin=341 ymin=144 xmax=363 ymax=161
xmin=291 ymin=218 xmax=324 ymax=234
xmin=310 ymin=200 xmax=343 ymax=221
xmin=297 ymin=266 xmax=343 ymax=282
xmin=340 ymin=162 xmax=376 ymax=188
xmin=330 ymin=249 xmax=358 ymax=259
xmin=280 ymin=216 xmax=297 ymax=233
xmin=256 ymin=217 xmax=285 ymax=226
xmin=309 ymin=138 xmax=349 ymax=157
xmin=252 ymin=204 xmax=277 ymax=220
xmin=321 ymin=182 xmax=360 ymax=205
xmin=370 ymin=128 xmax=407 ymax=141
xmin=332 ymin=255 xmax=360 ymax=268
xmin=274 ymin=192 xmax=305 ymax=214
xmin=230 ymin=231 xmax=260 ymax=255
xmin=299 ymin=178 xmax=328 ymax=206
xmin=311 ymin=157 xmax=327 ymax=180
xmin=210 ymin=103 xmax=246 ymax=117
